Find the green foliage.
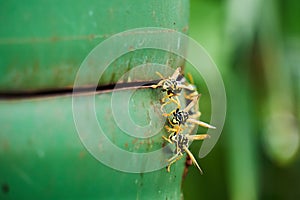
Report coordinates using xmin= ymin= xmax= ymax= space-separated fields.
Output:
xmin=183 ymin=0 xmax=300 ymax=200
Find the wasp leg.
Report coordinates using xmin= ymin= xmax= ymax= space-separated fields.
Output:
xmin=161 ymin=92 xmax=177 ymax=103
xmin=167 ymin=118 xmax=173 ymax=125
xmin=167 ymin=153 xmax=183 ymax=172
xmin=160 ymin=98 xmax=173 ymax=112
xmin=161 ymin=93 xmax=170 ymax=103
xmin=165 ymin=125 xmax=182 ymax=134
xmin=161 ymin=93 xmax=174 ymax=108
xmin=164 ymin=125 xmax=180 ymax=133
xmin=173 ymin=96 xmax=181 ymax=109
xmin=161 ymin=96 xmax=181 ymax=112
xmin=162 ymin=111 xmax=173 ymax=117
xmin=162 ymin=136 xmax=173 ymax=144
xmin=183 ymin=146 xmax=203 ymax=174
xmin=162 ymin=108 xmax=178 ymax=117
xmin=187 ymin=118 xmax=216 ymax=129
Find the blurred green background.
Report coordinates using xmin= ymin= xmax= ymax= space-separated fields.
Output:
xmin=183 ymin=0 xmax=300 ymax=200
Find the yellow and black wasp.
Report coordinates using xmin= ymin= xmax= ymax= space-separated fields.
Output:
xmin=163 ymin=132 xmax=210 ymax=173
xmin=151 ymin=67 xmax=194 ymax=110
xmin=163 ymin=95 xmax=216 ymax=134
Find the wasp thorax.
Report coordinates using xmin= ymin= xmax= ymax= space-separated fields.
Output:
xmin=172 ymin=110 xmax=189 ymax=126
xmin=162 ymin=79 xmax=182 ymax=95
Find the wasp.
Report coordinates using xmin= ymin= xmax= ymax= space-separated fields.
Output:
xmin=163 ymin=95 xmax=216 ymax=134
xmin=163 ymin=132 xmax=210 ymax=173
xmin=151 ymin=68 xmax=194 ymax=110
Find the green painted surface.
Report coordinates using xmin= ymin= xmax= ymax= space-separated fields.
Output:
xmin=0 ymin=89 xmax=186 ymax=199
xmin=0 ymin=0 xmax=189 ymax=92
xmin=0 ymin=0 xmax=191 ymax=199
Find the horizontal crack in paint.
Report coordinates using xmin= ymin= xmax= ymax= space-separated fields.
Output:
xmin=0 ymin=80 xmax=161 ymax=100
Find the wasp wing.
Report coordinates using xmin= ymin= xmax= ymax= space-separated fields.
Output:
xmin=186 ymin=134 xmax=210 ymax=141
xmin=183 ymin=95 xmax=200 ymax=112
xmin=187 ymin=118 xmax=216 ymax=129
xmin=170 ymin=67 xmax=181 ymax=80
xmin=183 ymin=146 xmax=203 ymax=174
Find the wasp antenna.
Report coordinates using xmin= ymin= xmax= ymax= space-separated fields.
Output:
xmin=151 ymin=80 xmax=165 ymax=89
xmin=156 ymin=71 xmax=165 ymax=79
